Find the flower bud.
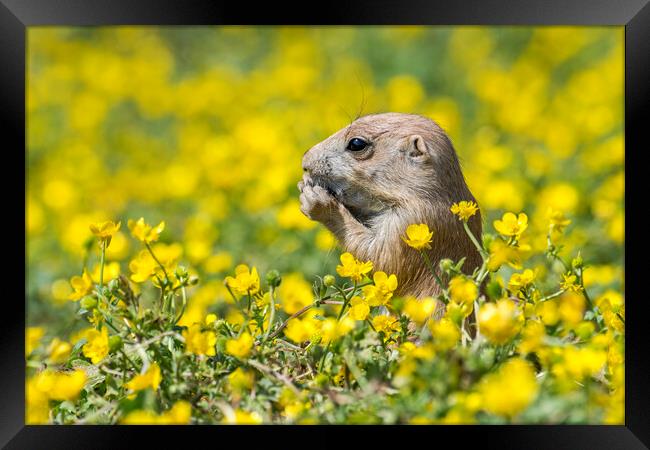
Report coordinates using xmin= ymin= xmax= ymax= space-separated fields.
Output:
xmin=323 ymin=275 xmax=336 ymax=287
xmin=80 ymin=296 xmax=97 ymax=310
xmin=439 ymin=259 xmax=454 ymax=273
xmin=486 ymin=279 xmax=503 ymax=300
xmin=314 ymin=373 xmax=329 ymax=387
xmin=108 ymin=335 xmax=123 ymax=352
xmin=391 ymin=296 xmax=405 ymax=313
xmin=574 ymin=321 xmax=595 ymax=340
xmin=176 ymin=265 xmax=189 ymax=278
xmin=107 ymin=278 xmax=119 ymax=292
xmin=572 ymin=253 xmax=583 ymax=269
xmin=265 ymin=270 xmax=282 ymax=288
xmin=479 ymin=347 xmax=495 ymax=368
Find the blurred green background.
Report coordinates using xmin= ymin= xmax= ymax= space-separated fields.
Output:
xmin=26 ymin=26 xmax=624 ymax=336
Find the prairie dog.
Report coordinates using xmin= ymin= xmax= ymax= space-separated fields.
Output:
xmin=299 ymin=112 xmax=482 ymax=298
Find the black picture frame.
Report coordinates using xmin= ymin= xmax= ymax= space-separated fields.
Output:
xmin=3 ymin=1 xmax=648 ymax=448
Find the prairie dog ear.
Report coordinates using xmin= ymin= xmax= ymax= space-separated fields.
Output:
xmin=405 ymin=134 xmax=430 ymax=161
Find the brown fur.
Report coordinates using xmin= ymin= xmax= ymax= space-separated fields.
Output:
xmin=298 ymin=113 xmax=482 ymax=299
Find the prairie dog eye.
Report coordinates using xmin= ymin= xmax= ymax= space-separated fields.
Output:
xmin=346 ymin=137 xmax=368 ymax=152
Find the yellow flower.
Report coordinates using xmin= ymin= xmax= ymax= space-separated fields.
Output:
xmin=517 ymin=320 xmax=546 ymax=354
xmin=228 ymin=367 xmax=254 ymax=393
xmin=90 ymin=261 xmax=121 ymax=284
xmin=596 ymin=290 xmax=625 ymax=333
xmin=127 ymin=217 xmax=165 ymax=243
xmin=487 ymin=238 xmax=525 ymax=271
xmin=403 ymin=296 xmax=438 ymax=325
xmin=477 ymin=358 xmax=539 ymax=418
xmin=402 ymin=223 xmax=434 ymax=250
xmin=371 ymin=315 xmax=400 ymax=338
xmin=319 ymin=316 xmax=355 ymax=344
xmin=157 ymin=401 xmax=192 ymax=425
xmin=278 ymin=273 xmax=313 ymax=314
xmin=348 ymin=296 xmax=370 ymax=321
xmin=26 ymin=379 xmax=49 ymax=424
xmin=128 ymin=250 xmax=158 ymax=283
xmin=182 ymin=323 xmax=217 ymax=356
xmin=222 ymin=409 xmax=263 ymax=425
xmin=559 ymin=346 xmax=607 ymax=381
xmin=448 ymin=276 xmax=478 ymax=305
xmin=450 ymin=201 xmax=479 ymax=221
xmin=507 ymin=269 xmax=536 ymax=295
xmin=595 ymin=290 xmax=624 ymax=314
xmin=205 ymin=313 xmax=218 ymax=325
xmin=69 ymin=327 xmax=94 ymax=345
xmin=26 ymin=326 xmax=45 ymax=356
xmin=283 ymin=401 xmax=310 ymax=421
xmin=276 ymin=199 xmax=316 ymax=230
xmin=47 ymin=338 xmax=72 ymax=364
xmin=558 ymin=291 xmax=585 ymax=328
xmin=225 ymin=332 xmax=254 ymax=358
xmin=445 ymin=300 xmax=474 ymax=324
xmin=225 ymin=264 xmax=260 ymax=296
xmin=151 ymin=242 xmax=183 ymax=270
xmin=120 ymin=410 xmax=160 ymax=425
xmin=53 ymin=370 xmax=87 ymax=400
xmin=362 ymin=271 xmax=398 ymax=306
xmin=429 ymin=318 xmax=461 ymax=351
xmin=535 ymin=299 xmax=560 ymax=326
xmin=560 ymin=273 xmax=583 ymax=292
xmin=33 ymin=369 xmax=87 ymax=402
xmin=125 ymin=363 xmax=162 ymax=392
xmin=82 ymin=327 xmax=109 ymax=364
xmin=284 ymin=314 xmax=320 ymax=344
xmin=547 ymin=208 xmax=571 ymax=233
xmin=493 ymin=212 xmax=528 ymax=237
xmin=403 ymin=342 xmax=436 ymax=360
xmin=89 ymin=220 xmax=121 ymax=247
xmin=121 ymin=401 xmax=192 ymax=425
xmin=478 ymin=299 xmax=524 ymax=345
xmin=203 ymin=251 xmax=233 ymax=274
xmin=315 ymin=229 xmax=337 ymax=251
xmin=68 ymin=269 xmax=94 ymax=300
xmin=335 ymin=252 xmax=373 ymax=282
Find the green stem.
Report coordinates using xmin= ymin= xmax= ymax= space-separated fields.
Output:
xmin=463 ymin=221 xmax=488 ymax=261
xmin=97 ymin=307 xmax=121 ymax=333
xmin=538 ymin=289 xmax=566 ymax=303
xmin=99 ymin=241 xmax=106 ymax=290
xmin=119 ymin=349 xmax=138 ymax=371
xmin=319 ymin=282 xmax=356 ymax=372
xmin=263 ymin=285 xmax=277 ymax=342
xmin=420 ymin=250 xmax=444 ymax=290
xmin=145 ymin=242 xmax=169 ymax=281
xmin=577 ymin=268 xmax=594 ymax=309
xmin=318 ymin=342 xmax=331 ymax=373
xmin=173 ymin=286 xmax=188 ymax=325
xmin=224 ymin=284 xmax=238 ymax=303
xmin=262 ymin=303 xmax=316 ymax=343
xmin=473 ymin=300 xmax=481 ymax=342
xmin=336 ymin=281 xmax=356 ymax=321
xmin=475 ymin=260 xmax=490 ymax=284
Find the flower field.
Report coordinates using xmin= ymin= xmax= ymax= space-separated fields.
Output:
xmin=26 ymin=27 xmax=624 ymax=424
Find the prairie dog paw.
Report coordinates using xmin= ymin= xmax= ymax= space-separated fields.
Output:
xmin=297 ymin=173 xmax=314 ymax=193
xmin=299 ymin=183 xmax=339 ymax=222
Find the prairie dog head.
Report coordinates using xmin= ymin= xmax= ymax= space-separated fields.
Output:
xmin=302 ymin=113 xmax=471 ymax=222
xmin=300 ymin=112 xmax=482 ymax=298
